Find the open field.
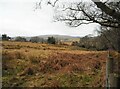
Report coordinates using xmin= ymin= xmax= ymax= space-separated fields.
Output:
xmin=1 ymin=41 xmax=108 ymax=87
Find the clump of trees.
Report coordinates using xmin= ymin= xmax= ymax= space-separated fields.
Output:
xmin=15 ymin=36 xmax=27 ymax=42
xmin=29 ymin=37 xmax=44 ymax=43
xmin=47 ymin=36 xmax=56 ymax=44
xmin=72 ymin=27 xmax=120 ymax=51
xmin=78 ymin=35 xmax=108 ymax=51
xmin=98 ymin=27 xmax=120 ymax=52
xmin=2 ymin=34 xmax=11 ymax=41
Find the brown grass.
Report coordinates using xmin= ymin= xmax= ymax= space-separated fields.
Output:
xmin=1 ymin=41 xmax=108 ymax=87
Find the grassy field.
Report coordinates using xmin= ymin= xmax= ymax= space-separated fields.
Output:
xmin=1 ymin=41 xmax=108 ymax=87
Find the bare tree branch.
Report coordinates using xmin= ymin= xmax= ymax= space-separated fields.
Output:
xmin=47 ymin=0 xmax=59 ymax=7
xmin=37 ymin=0 xmax=120 ymax=28
xmin=92 ymin=0 xmax=120 ymax=22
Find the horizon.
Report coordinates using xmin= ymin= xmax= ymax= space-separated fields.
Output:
xmin=0 ymin=34 xmax=81 ymax=38
xmin=1 ymin=33 xmax=98 ymax=38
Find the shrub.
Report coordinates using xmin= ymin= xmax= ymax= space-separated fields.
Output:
xmin=29 ymin=37 xmax=44 ymax=43
xmin=15 ymin=37 xmax=27 ymax=42
xmin=47 ymin=37 xmax=56 ymax=44
xmin=2 ymin=34 xmax=11 ymax=41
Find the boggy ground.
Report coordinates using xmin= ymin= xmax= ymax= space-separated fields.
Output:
xmin=1 ymin=41 xmax=108 ymax=87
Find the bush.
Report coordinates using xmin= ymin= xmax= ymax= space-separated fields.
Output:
xmin=29 ymin=37 xmax=44 ymax=43
xmin=47 ymin=37 xmax=56 ymax=44
xmin=2 ymin=34 xmax=11 ymax=41
xmin=15 ymin=36 xmax=27 ymax=42
xmin=71 ymin=41 xmax=79 ymax=46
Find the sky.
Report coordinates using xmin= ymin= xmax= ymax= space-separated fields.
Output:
xmin=0 ymin=0 xmax=101 ymax=37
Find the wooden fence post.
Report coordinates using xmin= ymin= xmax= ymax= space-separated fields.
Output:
xmin=106 ymin=51 xmax=120 ymax=88
xmin=106 ymin=53 xmax=114 ymax=88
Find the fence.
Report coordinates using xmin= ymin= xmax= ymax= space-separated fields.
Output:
xmin=106 ymin=51 xmax=120 ymax=88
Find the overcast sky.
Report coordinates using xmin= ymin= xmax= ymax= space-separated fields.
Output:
xmin=0 ymin=0 xmax=101 ymax=37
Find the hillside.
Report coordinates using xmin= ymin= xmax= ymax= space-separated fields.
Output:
xmin=11 ymin=35 xmax=80 ymax=42
xmin=39 ymin=35 xmax=79 ymax=40
xmin=2 ymin=41 xmax=107 ymax=87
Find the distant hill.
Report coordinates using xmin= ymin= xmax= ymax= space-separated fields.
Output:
xmin=38 ymin=35 xmax=73 ymax=39
xmin=39 ymin=35 xmax=80 ymax=41
xmin=12 ymin=35 xmax=80 ymax=42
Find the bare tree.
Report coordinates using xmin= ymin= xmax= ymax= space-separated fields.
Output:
xmin=37 ymin=0 xmax=120 ymax=51
xmin=37 ymin=0 xmax=120 ymax=28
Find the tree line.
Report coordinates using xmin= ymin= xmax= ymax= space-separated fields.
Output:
xmin=2 ymin=28 xmax=120 ymax=51
xmin=1 ymin=34 xmax=56 ymax=44
xmin=71 ymin=27 xmax=120 ymax=51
